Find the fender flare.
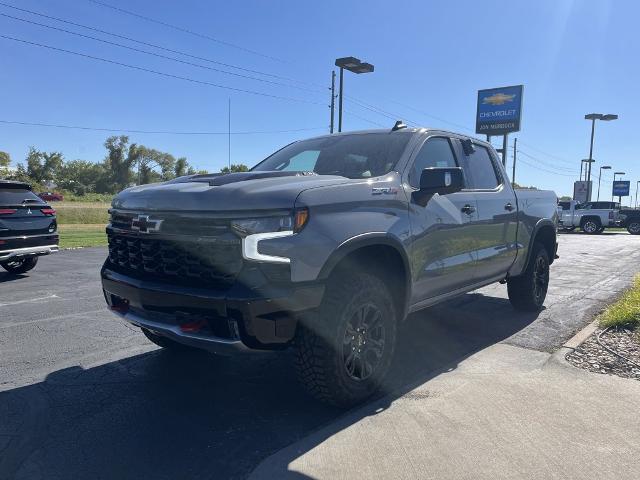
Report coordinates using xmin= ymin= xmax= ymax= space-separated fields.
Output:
xmin=523 ymin=219 xmax=557 ymax=268
xmin=318 ymin=233 xmax=412 ymax=318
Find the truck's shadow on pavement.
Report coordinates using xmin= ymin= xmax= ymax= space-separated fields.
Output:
xmin=0 ymin=294 xmax=540 ymax=480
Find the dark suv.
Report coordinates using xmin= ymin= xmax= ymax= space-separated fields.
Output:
xmin=0 ymin=180 xmax=59 ymax=274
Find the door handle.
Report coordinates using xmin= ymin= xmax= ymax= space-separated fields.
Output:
xmin=504 ymin=203 xmax=514 ymax=211
xmin=461 ymin=204 xmax=475 ymax=215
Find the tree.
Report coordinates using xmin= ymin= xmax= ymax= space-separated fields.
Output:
xmin=58 ymin=160 xmax=107 ymax=195
xmin=0 ymin=151 xmax=10 ymax=168
xmin=103 ymin=136 xmax=140 ymax=191
xmin=24 ymin=147 xmax=64 ymax=185
xmin=220 ymin=163 xmax=249 ymax=174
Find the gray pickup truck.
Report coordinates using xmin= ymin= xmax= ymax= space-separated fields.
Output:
xmin=101 ymin=125 xmax=558 ymax=406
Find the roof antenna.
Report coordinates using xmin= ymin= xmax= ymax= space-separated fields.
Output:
xmin=391 ymin=120 xmax=407 ymax=131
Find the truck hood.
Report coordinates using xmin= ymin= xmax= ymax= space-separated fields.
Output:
xmin=111 ymin=171 xmax=354 ymax=212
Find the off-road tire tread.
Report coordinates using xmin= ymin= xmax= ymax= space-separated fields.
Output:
xmin=294 ymin=271 xmax=396 ymax=407
xmin=507 ymin=242 xmax=549 ymax=312
xmin=1 ymin=256 xmax=38 ymax=274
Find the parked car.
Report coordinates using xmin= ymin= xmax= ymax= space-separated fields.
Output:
xmin=618 ymin=208 xmax=640 ymax=235
xmin=557 ymin=199 xmax=619 ymax=233
xmin=0 ymin=180 xmax=59 ymax=273
xmin=37 ymin=191 xmax=64 ymax=202
xmin=101 ymin=125 xmax=558 ymax=406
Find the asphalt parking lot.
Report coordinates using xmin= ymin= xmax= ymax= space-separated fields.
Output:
xmin=1 ymin=232 xmax=639 ymax=480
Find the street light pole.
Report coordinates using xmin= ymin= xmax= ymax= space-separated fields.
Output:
xmin=584 ymin=113 xmax=618 ymax=201
xmin=334 ymin=57 xmax=374 ymax=133
xmin=597 ymin=165 xmax=611 ymax=201
xmin=338 ymin=67 xmax=344 ymax=132
xmin=636 ymin=181 xmax=640 ymax=208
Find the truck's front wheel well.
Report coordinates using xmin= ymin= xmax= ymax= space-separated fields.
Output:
xmin=534 ymin=225 xmax=556 ymax=265
xmin=327 ymin=245 xmax=409 ymax=321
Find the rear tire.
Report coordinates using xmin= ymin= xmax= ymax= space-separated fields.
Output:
xmin=581 ymin=219 xmax=600 ymax=234
xmin=294 ymin=270 xmax=397 ymax=408
xmin=507 ymin=242 xmax=550 ymax=312
xmin=142 ymin=328 xmax=196 ymax=351
xmin=627 ymin=221 xmax=640 ymax=235
xmin=1 ymin=256 xmax=38 ymax=274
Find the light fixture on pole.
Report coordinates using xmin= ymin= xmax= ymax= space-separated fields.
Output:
xmin=335 ymin=56 xmax=375 ymax=132
xmin=596 ymin=165 xmax=611 ymax=201
xmin=584 ymin=113 xmax=618 ymax=201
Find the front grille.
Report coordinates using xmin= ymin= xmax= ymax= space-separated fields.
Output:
xmin=107 ymin=232 xmax=242 ymax=289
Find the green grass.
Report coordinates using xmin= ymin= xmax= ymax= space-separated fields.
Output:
xmin=599 ymin=275 xmax=640 ymax=328
xmin=59 ymin=193 xmax=114 ymax=203
xmin=54 ymin=202 xmax=110 ymax=224
xmin=58 ymin=224 xmax=107 ymax=248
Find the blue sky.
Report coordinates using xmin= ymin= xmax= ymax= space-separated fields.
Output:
xmin=0 ymin=0 xmax=638 ymax=199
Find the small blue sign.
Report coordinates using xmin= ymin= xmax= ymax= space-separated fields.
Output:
xmin=476 ymin=85 xmax=524 ymax=136
xmin=612 ymin=180 xmax=630 ymax=197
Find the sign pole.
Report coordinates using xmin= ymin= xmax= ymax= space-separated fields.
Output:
xmin=512 ymin=138 xmax=517 ymax=184
xmin=501 ymin=134 xmax=508 ymax=167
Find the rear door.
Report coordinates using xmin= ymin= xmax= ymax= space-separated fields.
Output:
xmin=405 ymin=134 xmax=480 ymax=302
xmin=458 ymin=142 xmax=518 ymax=283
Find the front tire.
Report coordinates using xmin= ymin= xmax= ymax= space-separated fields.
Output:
xmin=1 ymin=256 xmax=38 ymax=274
xmin=507 ymin=243 xmax=550 ymax=312
xmin=627 ymin=221 xmax=640 ymax=235
xmin=294 ymin=270 xmax=397 ymax=407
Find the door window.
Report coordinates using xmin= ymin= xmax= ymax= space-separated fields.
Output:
xmin=408 ymin=137 xmax=457 ymax=188
xmin=465 ymin=145 xmax=500 ymax=190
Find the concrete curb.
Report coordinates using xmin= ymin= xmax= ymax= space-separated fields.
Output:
xmin=562 ymin=318 xmax=600 ymax=350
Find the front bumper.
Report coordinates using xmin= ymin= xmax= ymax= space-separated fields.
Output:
xmin=0 ymin=243 xmax=59 ymax=261
xmin=101 ymin=264 xmax=325 ymax=354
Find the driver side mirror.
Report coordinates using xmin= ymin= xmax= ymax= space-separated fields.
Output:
xmin=412 ymin=167 xmax=464 ymax=206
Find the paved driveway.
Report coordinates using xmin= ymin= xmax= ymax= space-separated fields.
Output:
xmin=1 ymin=232 xmax=639 ymax=479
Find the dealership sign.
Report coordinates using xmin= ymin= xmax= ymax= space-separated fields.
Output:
xmin=612 ymin=180 xmax=630 ymax=197
xmin=476 ymin=85 xmax=524 ymax=136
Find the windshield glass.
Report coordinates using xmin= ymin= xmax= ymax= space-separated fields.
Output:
xmin=252 ymin=132 xmax=412 ymax=179
xmin=0 ymin=188 xmax=44 ymax=206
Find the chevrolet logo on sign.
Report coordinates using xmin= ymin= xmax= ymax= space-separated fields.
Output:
xmin=131 ymin=215 xmax=163 ymax=233
xmin=482 ymin=93 xmax=516 ymax=106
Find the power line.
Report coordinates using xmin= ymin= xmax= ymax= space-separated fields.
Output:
xmin=0 ymin=34 xmax=325 ymax=105
xmin=86 ymin=0 xmax=287 ymax=63
xmin=341 ymin=110 xmax=387 ymax=128
xmin=0 ymin=3 xmax=316 ymax=86
xmin=0 ymin=12 xmax=324 ymax=94
xmin=0 ymin=119 xmax=326 ymax=135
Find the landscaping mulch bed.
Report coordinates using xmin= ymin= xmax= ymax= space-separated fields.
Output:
xmin=566 ymin=325 xmax=640 ymax=380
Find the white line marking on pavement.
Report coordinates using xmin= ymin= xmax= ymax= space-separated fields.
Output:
xmin=0 ymin=294 xmax=59 ymax=307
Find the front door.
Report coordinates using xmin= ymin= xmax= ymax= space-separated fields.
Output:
xmin=406 ymin=135 xmax=480 ymax=303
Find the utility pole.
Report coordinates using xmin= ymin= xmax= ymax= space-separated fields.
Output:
xmin=512 ymin=138 xmax=517 ymax=185
xmin=330 ymin=70 xmax=336 ymax=134
xmin=228 ymin=98 xmax=231 ymax=170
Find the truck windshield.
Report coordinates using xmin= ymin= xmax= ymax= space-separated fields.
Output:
xmin=252 ymin=132 xmax=413 ymax=179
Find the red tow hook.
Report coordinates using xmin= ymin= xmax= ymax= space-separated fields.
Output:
xmin=179 ymin=319 xmax=207 ymax=333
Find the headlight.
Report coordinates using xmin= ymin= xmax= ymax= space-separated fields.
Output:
xmin=231 ymin=209 xmax=309 ymax=236
xmin=231 ymin=216 xmax=293 ymax=236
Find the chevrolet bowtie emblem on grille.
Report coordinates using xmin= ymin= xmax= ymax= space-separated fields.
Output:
xmin=131 ymin=215 xmax=163 ymax=233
